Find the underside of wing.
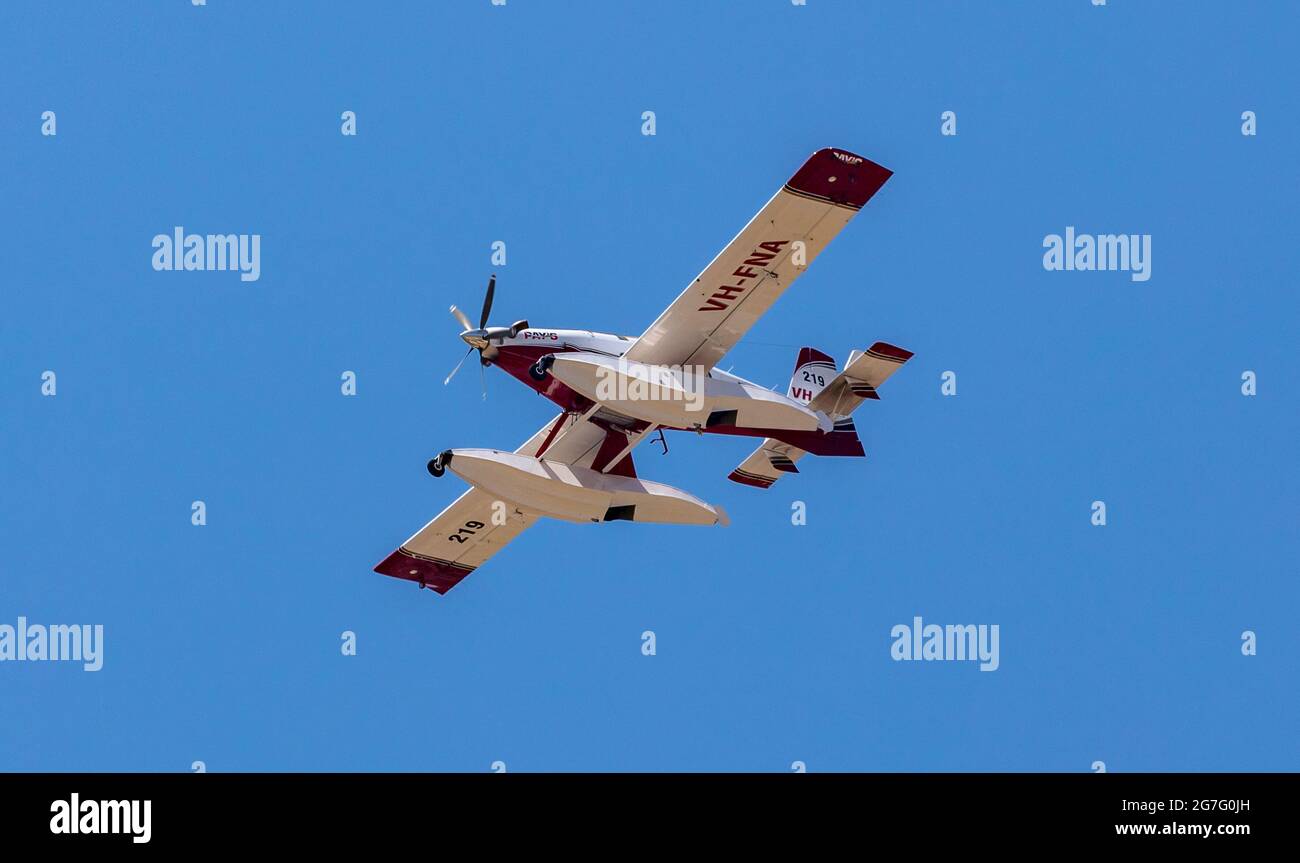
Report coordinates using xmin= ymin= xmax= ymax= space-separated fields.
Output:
xmin=622 ymin=148 xmax=892 ymax=371
xmin=374 ymin=487 xmax=536 ymax=594
xmin=516 ymin=409 xmax=635 ymax=474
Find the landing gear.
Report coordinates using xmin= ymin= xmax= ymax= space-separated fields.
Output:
xmin=529 ymin=354 xmax=555 ymax=382
xmin=427 ymin=450 xmax=453 ymax=478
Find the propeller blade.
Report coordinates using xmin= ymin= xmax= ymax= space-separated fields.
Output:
xmin=479 ymin=360 xmax=487 ymax=401
xmin=443 ymin=346 xmax=474 ymax=385
xmin=479 ymin=274 xmax=496 ymax=329
xmin=449 ymin=304 xmax=472 ymax=332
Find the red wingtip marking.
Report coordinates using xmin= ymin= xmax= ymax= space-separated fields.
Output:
xmin=375 ymin=549 xmax=474 ymax=595
xmin=786 ymin=148 xmax=892 ymax=210
xmin=728 ymin=470 xmax=775 ymax=489
xmin=867 ymin=341 xmax=914 ymax=362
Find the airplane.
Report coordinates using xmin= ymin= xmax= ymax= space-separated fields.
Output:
xmin=375 ymin=147 xmax=912 ymax=595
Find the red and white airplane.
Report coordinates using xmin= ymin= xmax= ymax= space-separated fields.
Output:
xmin=376 ymin=147 xmax=912 ymax=594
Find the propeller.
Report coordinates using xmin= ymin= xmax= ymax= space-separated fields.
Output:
xmin=479 ymin=274 xmax=496 ymax=329
xmin=443 ymin=346 xmax=473 ymax=386
xmin=443 ymin=275 xmax=529 ymax=398
xmin=449 ymin=305 xmax=472 ymax=332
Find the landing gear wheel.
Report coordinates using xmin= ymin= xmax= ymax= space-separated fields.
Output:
xmin=529 ymin=355 xmax=554 ymax=382
xmin=426 ymin=450 xmax=452 ymax=478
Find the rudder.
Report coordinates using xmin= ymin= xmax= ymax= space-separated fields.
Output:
xmin=787 ymin=347 xmax=836 ymax=404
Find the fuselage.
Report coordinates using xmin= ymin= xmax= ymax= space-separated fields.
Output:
xmin=485 ymin=328 xmax=855 ymax=455
xmin=489 ymin=328 xmax=734 ymax=397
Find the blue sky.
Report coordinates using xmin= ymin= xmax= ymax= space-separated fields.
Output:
xmin=2 ymin=1 xmax=1296 ymax=771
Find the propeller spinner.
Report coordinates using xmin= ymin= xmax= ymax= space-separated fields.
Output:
xmin=444 ymin=275 xmax=528 ymax=395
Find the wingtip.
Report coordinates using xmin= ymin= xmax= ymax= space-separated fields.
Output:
xmin=786 ymin=148 xmax=893 ymax=210
xmin=866 ymin=341 xmax=914 ymax=363
xmin=374 ymin=548 xmax=473 ymax=594
xmin=728 ymin=469 xmax=775 ymax=489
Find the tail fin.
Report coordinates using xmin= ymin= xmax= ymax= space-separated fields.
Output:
xmin=729 ymin=341 xmax=912 ymax=489
xmin=787 ymin=347 xmax=836 ymax=405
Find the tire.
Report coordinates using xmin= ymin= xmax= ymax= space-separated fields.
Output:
xmin=529 ymin=356 xmax=553 ymax=382
xmin=427 ymin=451 xmax=452 ymax=477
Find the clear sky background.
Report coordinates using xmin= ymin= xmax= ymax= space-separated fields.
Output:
xmin=2 ymin=1 xmax=1296 ymax=772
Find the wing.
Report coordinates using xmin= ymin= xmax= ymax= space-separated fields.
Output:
xmin=375 ymin=410 xmax=641 ymax=594
xmin=374 ymin=487 xmax=537 ymax=593
xmin=622 ymin=148 xmax=892 ymax=371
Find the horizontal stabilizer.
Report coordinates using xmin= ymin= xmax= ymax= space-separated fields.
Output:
xmin=728 ymin=440 xmax=807 ymax=489
xmin=727 ymin=341 xmax=911 ymax=489
xmin=810 ymin=342 xmax=913 ymax=416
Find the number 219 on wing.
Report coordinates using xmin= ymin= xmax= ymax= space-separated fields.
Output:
xmin=448 ymin=520 xmax=484 ymax=543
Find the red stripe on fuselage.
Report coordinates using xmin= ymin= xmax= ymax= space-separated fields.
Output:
xmin=489 ymin=344 xmax=864 ymax=456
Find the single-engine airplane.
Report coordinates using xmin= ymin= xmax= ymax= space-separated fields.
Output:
xmin=376 ymin=147 xmax=912 ymax=594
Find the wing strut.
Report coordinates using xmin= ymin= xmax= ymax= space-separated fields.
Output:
xmin=534 ymin=411 xmax=570 ymax=459
xmin=600 ymin=424 xmax=659 ymax=474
